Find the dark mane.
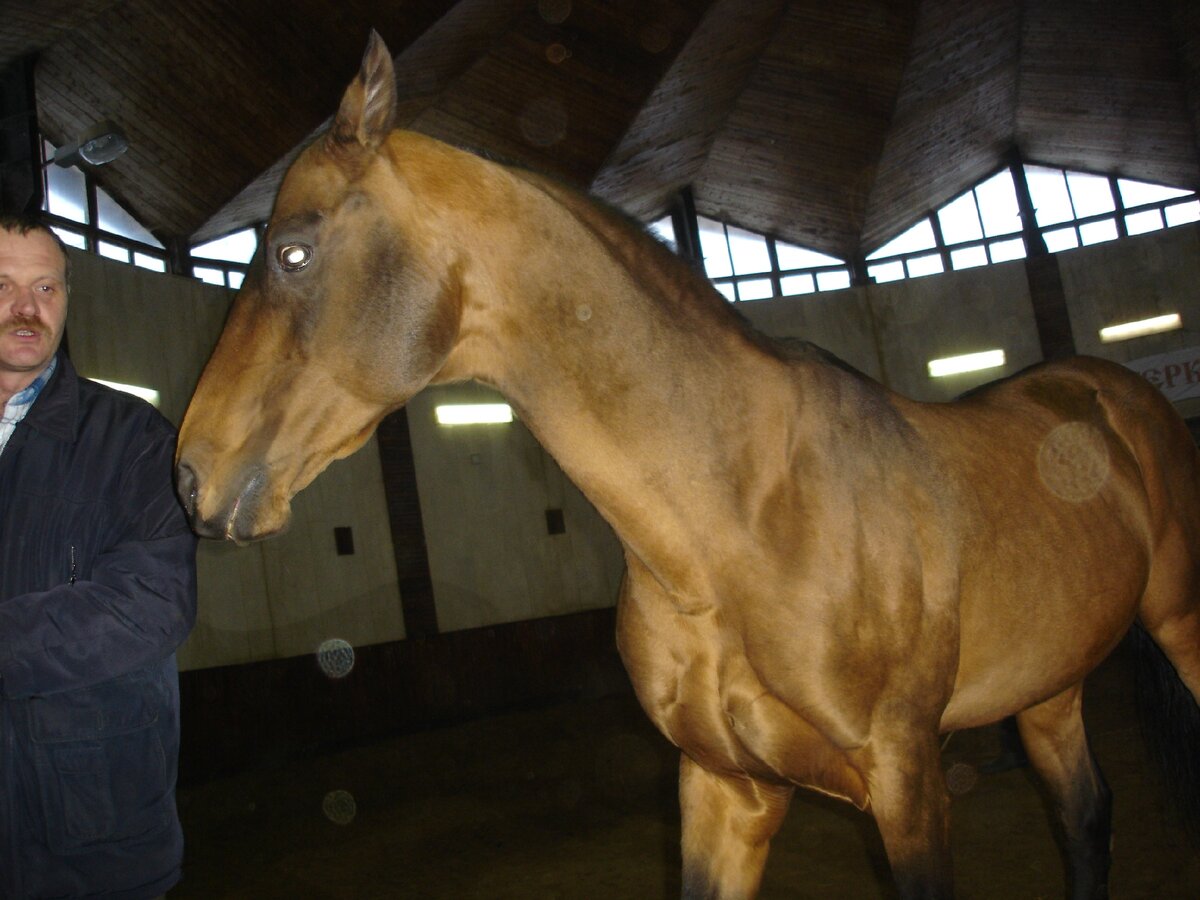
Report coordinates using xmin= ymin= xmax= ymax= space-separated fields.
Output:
xmin=769 ymin=336 xmax=871 ymax=380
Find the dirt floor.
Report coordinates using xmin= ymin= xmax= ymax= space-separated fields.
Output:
xmin=169 ymin=644 xmax=1200 ymax=899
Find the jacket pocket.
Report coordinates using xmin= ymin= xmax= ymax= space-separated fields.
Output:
xmin=3 ymin=490 xmax=103 ymax=593
xmin=39 ymin=742 xmax=116 ymax=846
xmin=29 ymin=670 xmax=172 ymax=854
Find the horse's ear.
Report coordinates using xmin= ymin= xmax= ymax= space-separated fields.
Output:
xmin=329 ymin=30 xmax=397 ymax=153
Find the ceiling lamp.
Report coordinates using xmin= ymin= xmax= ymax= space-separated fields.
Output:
xmin=50 ymin=119 xmax=128 ymax=167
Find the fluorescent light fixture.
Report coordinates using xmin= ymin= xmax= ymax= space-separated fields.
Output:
xmin=92 ymin=378 xmax=160 ymax=407
xmin=1099 ymin=313 xmax=1182 ymax=343
xmin=434 ymin=403 xmax=514 ymax=426
xmin=927 ymin=349 xmax=1006 ymax=378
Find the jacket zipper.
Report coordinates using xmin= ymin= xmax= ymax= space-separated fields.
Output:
xmin=69 ymin=544 xmax=77 ymax=585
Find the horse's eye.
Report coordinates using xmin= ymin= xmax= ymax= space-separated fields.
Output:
xmin=277 ymin=243 xmax=313 ymax=272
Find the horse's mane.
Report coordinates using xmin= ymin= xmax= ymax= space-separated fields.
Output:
xmin=506 ymin=166 xmax=784 ymax=358
xmin=476 ymin=155 xmax=875 ymax=384
xmin=771 ymin=336 xmax=871 ymax=380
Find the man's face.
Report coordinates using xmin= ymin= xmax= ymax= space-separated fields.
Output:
xmin=0 ymin=228 xmax=68 ymax=384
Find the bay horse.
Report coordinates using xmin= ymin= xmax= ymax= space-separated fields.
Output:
xmin=176 ymin=33 xmax=1200 ymax=898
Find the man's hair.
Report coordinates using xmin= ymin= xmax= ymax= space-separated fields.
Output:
xmin=0 ymin=212 xmax=72 ymax=286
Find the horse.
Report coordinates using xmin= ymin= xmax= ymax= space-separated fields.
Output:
xmin=175 ymin=32 xmax=1200 ymax=899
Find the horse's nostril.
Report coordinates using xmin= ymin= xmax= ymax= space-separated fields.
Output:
xmin=175 ymin=461 xmax=199 ymax=521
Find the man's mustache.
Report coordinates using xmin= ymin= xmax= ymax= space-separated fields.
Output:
xmin=1 ymin=315 xmax=48 ymax=335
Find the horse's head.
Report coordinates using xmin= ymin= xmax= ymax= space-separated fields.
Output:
xmin=176 ymin=33 xmax=464 ymax=542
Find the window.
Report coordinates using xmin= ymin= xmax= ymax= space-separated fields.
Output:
xmin=873 ymin=219 xmax=937 ymax=258
xmin=867 ymin=170 xmax=1028 ymax=283
xmin=40 ymin=140 xmax=267 ymax=287
xmin=1027 ymin=166 xmax=1197 ymax=250
xmin=973 ymin=170 xmax=1022 ymax=238
xmin=1025 ymin=165 xmax=1118 ymax=249
xmin=45 ymin=160 xmax=88 ymax=224
xmin=647 ymin=216 xmax=676 ymax=252
xmin=1120 ymin=178 xmax=1199 ymax=231
xmin=41 ymin=141 xmax=168 ymax=274
xmin=98 ymin=187 xmax=162 ymax=248
xmin=698 ymin=217 xmax=733 ymax=278
xmin=864 ymin=163 xmax=1198 ymax=284
xmin=190 ymin=227 xmax=259 ymax=289
xmin=192 ymin=228 xmax=257 ymax=263
xmin=696 ymin=216 xmax=850 ymax=301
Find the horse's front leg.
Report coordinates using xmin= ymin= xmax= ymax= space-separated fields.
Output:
xmin=866 ymin=731 xmax=954 ymax=899
xmin=679 ymin=754 xmax=793 ymax=899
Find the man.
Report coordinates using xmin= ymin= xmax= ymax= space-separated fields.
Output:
xmin=0 ymin=214 xmax=197 ymax=899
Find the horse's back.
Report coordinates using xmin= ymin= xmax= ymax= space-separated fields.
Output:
xmin=963 ymin=355 xmax=1200 ymax=527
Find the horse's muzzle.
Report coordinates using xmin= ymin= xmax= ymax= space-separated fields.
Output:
xmin=175 ymin=459 xmax=284 ymax=543
xmin=176 ymin=460 xmax=202 ymax=526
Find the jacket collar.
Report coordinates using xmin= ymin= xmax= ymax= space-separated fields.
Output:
xmin=22 ymin=352 xmax=80 ymax=444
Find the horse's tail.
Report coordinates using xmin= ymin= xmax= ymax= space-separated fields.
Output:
xmin=1129 ymin=622 xmax=1200 ymax=841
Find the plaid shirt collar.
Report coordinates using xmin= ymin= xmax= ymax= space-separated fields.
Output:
xmin=0 ymin=356 xmax=58 ymax=455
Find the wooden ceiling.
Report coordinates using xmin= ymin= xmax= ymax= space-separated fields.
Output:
xmin=2 ymin=0 xmax=1198 ymax=260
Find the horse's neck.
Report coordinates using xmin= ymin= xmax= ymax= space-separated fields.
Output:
xmin=443 ymin=168 xmax=793 ymax=593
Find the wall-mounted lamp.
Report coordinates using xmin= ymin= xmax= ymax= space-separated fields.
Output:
xmin=435 ymin=403 xmax=514 ymax=426
xmin=48 ymin=119 xmax=128 ymax=168
xmin=927 ymin=349 xmax=1006 ymax=378
xmin=1099 ymin=313 xmax=1181 ymax=343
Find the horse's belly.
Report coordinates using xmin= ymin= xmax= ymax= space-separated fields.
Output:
xmin=942 ymin=535 xmax=1148 ymax=730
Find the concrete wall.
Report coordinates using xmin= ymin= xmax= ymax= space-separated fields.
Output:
xmin=406 ymin=383 xmax=625 ymax=633
xmin=741 ymin=257 xmax=1044 ymax=401
xmin=745 ymin=225 xmax=1200 ymax=402
xmin=62 ymin=222 xmax=1200 ymax=669
xmin=1062 ymin=224 xmax=1200 ymax=349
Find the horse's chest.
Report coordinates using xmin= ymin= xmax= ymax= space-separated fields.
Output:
xmin=615 ymin=585 xmax=867 ymax=806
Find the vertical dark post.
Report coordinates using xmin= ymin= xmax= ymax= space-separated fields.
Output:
xmin=376 ymin=410 xmax=440 ymax=638
xmin=849 ymin=253 xmax=871 ymax=287
xmin=165 ymin=237 xmax=192 ymax=277
xmin=0 ymin=57 xmax=44 ymax=215
xmin=669 ymin=185 xmax=705 ymax=272
xmin=1010 ymin=149 xmax=1076 ymax=361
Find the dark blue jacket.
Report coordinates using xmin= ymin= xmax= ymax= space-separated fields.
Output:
xmin=0 ymin=354 xmax=197 ymax=899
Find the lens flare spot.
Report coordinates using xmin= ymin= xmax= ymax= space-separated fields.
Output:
xmin=639 ymin=24 xmax=672 ymax=54
xmin=519 ymin=96 xmax=568 ymax=148
xmin=945 ymin=762 xmax=978 ymax=796
xmin=316 ymin=638 xmax=356 ymax=679
xmin=322 ymin=789 xmax=357 ymax=825
xmin=1036 ymin=422 xmax=1110 ymax=502
xmin=538 ymin=0 xmax=571 ymax=24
